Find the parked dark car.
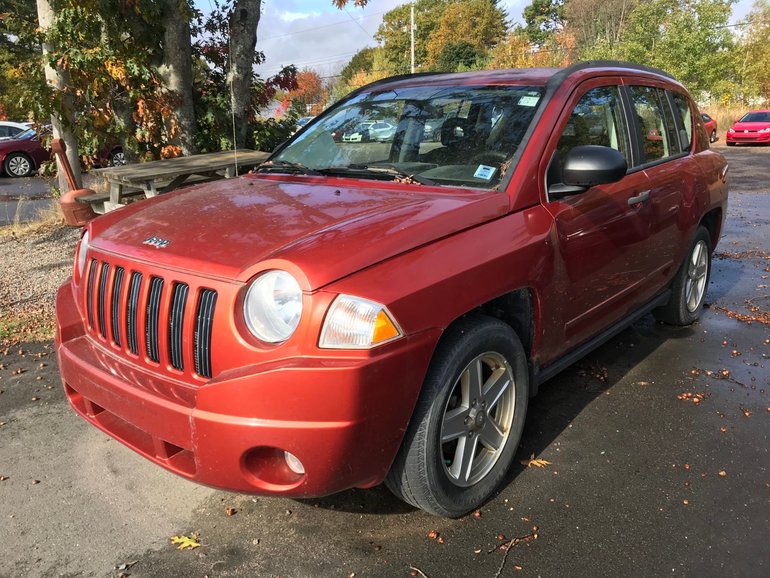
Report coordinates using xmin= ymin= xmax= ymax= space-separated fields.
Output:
xmin=0 ymin=128 xmax=51 ymax=177
xmin=56 ymin=62 xmax=728 ymax=518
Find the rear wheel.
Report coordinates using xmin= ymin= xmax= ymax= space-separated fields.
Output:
xmin=385 ymin=315 xmax=528 ymax=517
xmin=654 ymin=226 xmax=711 ymax=326
xmin=4 ymin=152 xmax=33 ymax=177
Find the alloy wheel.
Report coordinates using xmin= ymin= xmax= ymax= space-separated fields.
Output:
xmin=440 ymin=351 xmax=516 ymax=487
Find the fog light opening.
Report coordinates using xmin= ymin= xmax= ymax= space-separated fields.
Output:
xmin=284 ymin=451 xmax=305 ymax=475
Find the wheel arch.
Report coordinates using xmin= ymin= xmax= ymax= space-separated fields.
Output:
xmin=699 ymin=207 xmax=723 ymax=252
xmin=437 ymin=287 xmax=540 ymax=397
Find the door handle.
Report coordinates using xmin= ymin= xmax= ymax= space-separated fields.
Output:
xmin=628 ymin=190 xmax=650 ymax=206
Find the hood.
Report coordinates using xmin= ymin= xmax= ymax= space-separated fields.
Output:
xmin=89 ymin=175 xmax=509 ymax=290
xmin=731 ymin=121 xmax=770 ymax=131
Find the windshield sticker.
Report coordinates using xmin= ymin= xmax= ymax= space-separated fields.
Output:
xmin=474 ymin=165 xmax=497 ymax=181
xmin=518 ymin=95 xmax=540 ymax=107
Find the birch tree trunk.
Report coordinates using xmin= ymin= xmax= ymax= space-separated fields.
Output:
xmin=35 ymin=0 xmax=82 ymax=191
xmin=228 ymin=0 xmax=261 ymax=148
xmin=157 ymin=0 xmax=198 ymax=156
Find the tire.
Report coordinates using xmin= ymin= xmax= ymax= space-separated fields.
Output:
xmin=710 ymin=130 xmax=717 ymax=143
xmin=109 ymin=149 xmax=126 ymax=166
xmin=654 ymin=226 xmax=711 ymax=326
xmin=3 ymin=152 xmax=33 ymax=177
xmin=385 ymin=314 xmax=529 ymax=517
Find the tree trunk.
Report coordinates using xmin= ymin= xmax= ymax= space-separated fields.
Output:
xmin=229 ymin=0 xmax=261 ymax=148
xmin=35 ymin=0 xmax=82 ymax=192
xmin=157 ymin=0 xmax=197 ymax=156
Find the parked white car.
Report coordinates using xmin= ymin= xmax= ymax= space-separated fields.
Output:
xmin=0 ymin=121 xmax=33 ymax=140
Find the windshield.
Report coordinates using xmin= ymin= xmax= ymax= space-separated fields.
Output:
xmin=16 ymin=128 xmax=35 ymax=140
xmin=269 ymin=84 xmax=544 ymax=189
xmin=739 ymin=111 xmax=770 ymax=123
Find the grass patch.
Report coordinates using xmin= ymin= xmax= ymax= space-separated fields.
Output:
xmin=0 ymin=201 xmax=67 ymax=241
xmin=0 ymin=307 xmax=57 ymax=347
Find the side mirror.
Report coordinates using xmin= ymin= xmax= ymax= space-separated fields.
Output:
xmin=549 ymin=145 xmax=628 ymax=198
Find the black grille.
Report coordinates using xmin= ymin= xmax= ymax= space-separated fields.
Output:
xmin=84 ymin=260 xmax=217 ymax=379
xmin=194 ymin=289 xmax=217 ymax=378
xmin=168 ymin=283 xmax=189 ymax=371
xmin=126 ymin=272 xmax=143 ymax=355
xmin=111 ymin=267 xmax=125 ymax=347
xmin=145 ymin=277 xmax=164 ymax=363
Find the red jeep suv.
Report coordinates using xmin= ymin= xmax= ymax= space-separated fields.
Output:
xmin=55 ymin=62 xmax=728 ymax=517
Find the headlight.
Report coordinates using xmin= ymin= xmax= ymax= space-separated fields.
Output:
xmin=243 ymin=270 xmax=302 ymax=343
xmin=76 ymin=229 xmax=90 ymax=278
xmin=727 ymin=128 xmax=735 ymax=133
xmin=319 ymin=295 xmax=402 ymax=349
xmin=759 ymin=128 xmax=770 ymax=133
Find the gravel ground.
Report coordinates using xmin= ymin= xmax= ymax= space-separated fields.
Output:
xmin=0 ymin=222 xmax=79 ymax=342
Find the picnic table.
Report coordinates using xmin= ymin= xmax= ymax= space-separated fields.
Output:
xmin=86 ymin=149 xmax=269 ymax=213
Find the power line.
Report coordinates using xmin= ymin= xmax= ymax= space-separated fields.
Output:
xmin=259 ymin=9 xmax=387 ymax=41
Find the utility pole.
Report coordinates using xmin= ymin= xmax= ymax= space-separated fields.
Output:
xmin=410 ymin=3 xmax=415 ymax=74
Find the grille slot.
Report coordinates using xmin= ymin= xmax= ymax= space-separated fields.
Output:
xmin=84 ymin=260 xmax=217 ymax=380
xmin=194 ymin=290 xmax=217 ymax=378
xmin=145 ymin=277 xmax=164 ymax=363
xmin=168 ymin=283 xmax=189 ymax=371
xmin=126 ymin=272 xmax=143 ymax=355
xmin=86 ymin=259 xmax=97 ymax=329
xmin=111 ymin=267 xmax=125 ymax=347
xmin=97 ymin=263 xmax=110 ymax=338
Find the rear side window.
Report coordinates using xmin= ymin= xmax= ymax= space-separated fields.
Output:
xmin=672 ymin=93 xmax=694 ymax=151
xmin=629 ymin=86 xmax=677 ymax=163
xmin=554 ymin=86 xmax=631 ymax=176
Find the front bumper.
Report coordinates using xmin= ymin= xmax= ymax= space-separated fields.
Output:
xmin=726 ymin=132 xmax=770 ymax=144
xmin=55 ymin=281 xmax=438 ymax=496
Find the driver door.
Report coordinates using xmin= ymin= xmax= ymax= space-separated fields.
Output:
xmin=543 ymin=80 xmax=656 ymax=351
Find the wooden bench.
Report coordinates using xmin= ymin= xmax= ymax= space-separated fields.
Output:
xmin=85 ymin=149 xmax=269 ymax=213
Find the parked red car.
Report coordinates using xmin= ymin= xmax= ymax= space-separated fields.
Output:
xmin=55 ymin=62 xmax=728 ymax=517
xmin=726 ymin=109 xmax=770 ymax=146
xmin=0 ymin=128 xmax=51 ymax=177
xmin=701 ymin=112 xmax=718 ymax=143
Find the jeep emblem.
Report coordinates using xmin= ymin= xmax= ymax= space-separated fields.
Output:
xmin=143 ymin=236 xmax=170 ymax=249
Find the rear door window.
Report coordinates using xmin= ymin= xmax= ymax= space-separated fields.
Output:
xmin=628 ymin=86 xmax=682 ymax=164
xmin=672 ymin=93 xmax=694 ymax=151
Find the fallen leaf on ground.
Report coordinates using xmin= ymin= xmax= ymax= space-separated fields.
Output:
xmin=171 ymin=533 xmax=200 ymax=550
xmin=520 ymin=454 xmax=552 ymax=468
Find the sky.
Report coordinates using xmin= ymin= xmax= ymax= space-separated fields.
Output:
xmin=206 ymin=0 xmax=756 ymax=81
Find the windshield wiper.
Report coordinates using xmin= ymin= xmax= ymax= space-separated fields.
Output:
xmin=256 ymin=160 xmax=322 ymax=176
xmin=318 ymin=164 xmax=436 ymax=186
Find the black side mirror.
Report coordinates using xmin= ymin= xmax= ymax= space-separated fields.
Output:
xmin=549 ymin=145 xmax=628 ymax=198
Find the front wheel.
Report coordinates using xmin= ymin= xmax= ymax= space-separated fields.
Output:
xmin=654 ymin=226 xmax=711 ymax=326
xmin=710 ymin=130 xmax=717 ymax=143
xmin=4 ymin=152 xmax=33 ymax=177
xmin=385 ymin=315 xmax=528 ymax=517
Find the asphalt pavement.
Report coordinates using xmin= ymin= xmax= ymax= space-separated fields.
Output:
xmin=0 ymin=143 xmax=768 ymax=578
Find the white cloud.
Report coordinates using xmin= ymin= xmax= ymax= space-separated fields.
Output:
xmin=278 ymin=10 xmax=320 ymax=22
